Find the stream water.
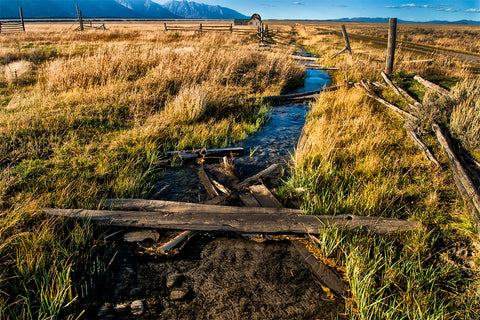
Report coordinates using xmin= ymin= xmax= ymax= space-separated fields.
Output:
xmin=154 ymin=67 xmax=330 ymax=202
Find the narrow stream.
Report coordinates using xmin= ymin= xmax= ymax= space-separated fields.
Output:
xmin=236 ymin=68 xmax=330 ymax=176
xmin=153 ymin=67 xmax=330 ymax=202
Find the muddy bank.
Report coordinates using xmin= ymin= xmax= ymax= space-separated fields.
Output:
xmin=75 ymin=233 xmax=344 ymax=319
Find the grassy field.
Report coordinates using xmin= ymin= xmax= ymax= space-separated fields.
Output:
xmin=1 ymin=20 xmax=479 ymax=319
xmin=279 ymin=23 xmax=480 ymax=319
xmin=0 ymin=22 xmax=302 ymax=319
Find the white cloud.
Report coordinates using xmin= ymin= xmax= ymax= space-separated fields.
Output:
xmin=466 ymin=8 xmax=480 ymax=12
xmin=292 ymin=2 xmax=305 ymax=5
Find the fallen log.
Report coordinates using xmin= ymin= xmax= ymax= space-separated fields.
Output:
xmin=414 ymin=75 xmax=450 ymax=96
xmin=290 ymin=55 xmax=319 ymax=61
xmin=44 ymin=204 xmax=422 ymax=234
xmin=431 ymin=123 xmax=480 ymax=228
xmin=360 ymin=80 xmax=419 ymax=121
xmin=243 ymin=86 xmax=339 ymax=104
xmin=291 ymin=240 xmax=347 ymax=297
xmin=159 ymin=230 xmax=197 ymax=253
xmin=249 ymin=184 xmax=283 ymax=209
xmin=163 ymin=147 xmax=244 ymax=160
xmin=198 ymin=165 xmax=219 ymax=199
xmin=405 ymin=121 xmax=440 ymax=167
xmin=234 ymin=164 xmax=282 ymax=190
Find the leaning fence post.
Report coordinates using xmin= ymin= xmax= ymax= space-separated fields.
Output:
xmin=19 ymin=7 xmax=25 ymax=32
xmin=76 ymin=4 xmax=84 ymax=31
xmin=385 ymin=18 xmax=397 ymax=74
xmin=341 ymin=25 xmax=352 ymax=54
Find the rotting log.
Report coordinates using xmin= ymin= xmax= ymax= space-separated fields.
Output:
xmin=431 ymin=123 xmax=480 ymax=227
xmin=159 ymin=230 xmax=197 ymax=253
xmin=381 ymin=72 xmax=422 ymax=111
xmin=405 ymin=121 xmax=440 ymax=167
xmin=414 ymin=75 xmax=450 ymax=96
xmin=360 ymin=80 xmax=419 ymax=121
xmin=249 ymin=184 xmax=283 ymax=209
xmin=44 ymin=205 xmax=422 ymax=235
xmin=234 ymin=164 xmax=282 ymax=190
xmin=163 ymin=147 xmax=244 ymax=160
xmin=291 ymin=240 xmax=347 ymax=297
xmin=198 ymin=165 xmax=219 ymax=199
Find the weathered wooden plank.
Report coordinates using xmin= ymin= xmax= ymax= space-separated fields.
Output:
xmin=204 ymin=194 xmax=229 ymax=205
xmin=290 ymin=55 xmax=319 ymax=61
xmin=360 ymin=80 xmax=419 ymax=121
xmin=163 ymin=147 xmax=244 ymax=159
xmin=414 ymin=75 xmax=450 ymax=96
xmin=405 ymin=121 xmax=440 ymax=167
xmin=291 ymin=240 xmax=347 ymax=297
xmin=198 ymin=166 xmax=219 ymax=199
xmin=380 ymin=72 xmax=422 ymax=112
xmin=239 ymin=193 xmax=261 ymax=207
xmin=249 ymin=184 xmax=283 ymax=209
xmin=160 ymin=231 xmax=197 ymax=253
xmin=44 ymin=205 xmax=422 ymax=234
xmin=234 ymin=164 xmax=282 ymax=190
xmin=432 ymin=123 xmax=480 ymax=227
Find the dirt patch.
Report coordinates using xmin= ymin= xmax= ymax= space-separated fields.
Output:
xmin=74 ymin=233 xmax=345 ymax=319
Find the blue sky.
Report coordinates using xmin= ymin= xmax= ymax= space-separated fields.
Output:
xmin=156 ymin=0 xmax=480 ymax=21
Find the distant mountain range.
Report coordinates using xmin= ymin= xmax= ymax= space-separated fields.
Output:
xmin=0 ymin=0 xmax=248 ymax=19
xmin=331 ymin=17 xmax=480 ymax=25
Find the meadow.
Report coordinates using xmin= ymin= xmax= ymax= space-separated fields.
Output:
xmin=0 ymin=20 xmax=479 ymax=319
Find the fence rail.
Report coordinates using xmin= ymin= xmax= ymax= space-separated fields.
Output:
xmin=0 ymin=21 xmax=25 ymax=34
xmin=163 ymin=23 xmax=273 ymax=40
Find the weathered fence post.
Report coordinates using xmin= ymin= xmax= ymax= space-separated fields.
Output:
xmin=0 ymin=22 xmax=2 ymax=35
xmin=199 ymin=23 xmax=203 ymax=35
xmin=164 ymin=23 xmax=167 ymax=31
xmin=341 ymin=25 xmax=352 ymax=54
xmin=230 ymin=24 xmax=233 ymax=33
xmin=76 ymin=4 xmax=84 ymax=31
xmin=261 ymin=22 xmax=264 ymax=42
xmin=385 ymin=18 xmax=397 ymax=74
xmin=19 ymin=7 xmax=25 ymax=32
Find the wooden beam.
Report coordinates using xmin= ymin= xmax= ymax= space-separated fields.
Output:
xmin=239 ymin=193 xmax=261 ymax=207
xmin=405 ymin=121 xmax=440 ymax=167
xmin=291 ymin=240 xmax=347 ymax=297
xmin=234 ymin=164 xmax=282 ymax=190
xmin=159 ymin=230 xmax=197 ymax=253
xmin=414 ymin=75 xmax=450 ymax=96
xmin=249 ymin=184 xmax=283 ymax=209
xmin=359 ymin=80 xmax=419 ymax=121
xmin=385 ymin=18 xmax=397 ymax=74
xmin=44 ymin=203 xmax=422 ymax=234
xmin=197 ymin=166 xmax=219 ymax=199
xmin=341 ymin=25 xmax=352 ymax=55
xmin=163 ymin=147 xmax=244 ymax=159
xmin=431 ymin=123 xmax=480 ymax=229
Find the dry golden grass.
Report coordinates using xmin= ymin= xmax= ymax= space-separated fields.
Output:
xmin=280 ymin=22 xmax=480 ymax=320
xmin=0 ymin=23 xmax=303 ymax=319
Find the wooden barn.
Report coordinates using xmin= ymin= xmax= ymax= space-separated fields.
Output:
xmin=235 ymin=13 xmax=262 ymax=26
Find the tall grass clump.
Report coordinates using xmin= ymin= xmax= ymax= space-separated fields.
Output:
xmin=284 ymin=85 xmax=479 ymax=319
xmin=450 ymin=78 xmax=480 ymax=150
